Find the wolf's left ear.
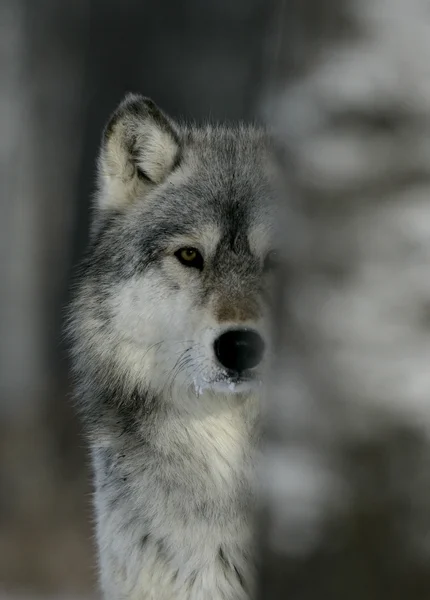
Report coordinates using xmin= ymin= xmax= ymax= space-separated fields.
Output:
xmin=97 ymin=93 xmax=181 ymax=210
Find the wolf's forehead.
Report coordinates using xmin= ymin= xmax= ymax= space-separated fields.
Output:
xmin=189 ymin=130 xmax=270 ymax=186
xmin=154 ymin=169 xmax=273 ymax=246
xmin=141 ymin=183 xmax=272 ymax=259
xmin=137 ymin=127 xmax=275 ymax=248
xmin=167 ymin=218 xmax=272 ymax=254
xmin=169 ymin=136 xmax=273 ymax=219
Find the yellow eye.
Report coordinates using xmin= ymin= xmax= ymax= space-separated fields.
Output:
xmin=181 ymin=248 xmax=197 ymax=261
xmin=175 ymin=247 xmax=204 ymax=270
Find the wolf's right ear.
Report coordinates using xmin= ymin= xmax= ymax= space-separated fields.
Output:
xmin=97 ymin=94 xmax=181 ymax=210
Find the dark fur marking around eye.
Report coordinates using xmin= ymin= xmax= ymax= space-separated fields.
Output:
xmin=175 ymin=247 xmax=204 ymax=270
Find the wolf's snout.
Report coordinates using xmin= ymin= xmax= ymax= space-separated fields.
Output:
xmin=214 ymin=329 xmax=265 ymax=373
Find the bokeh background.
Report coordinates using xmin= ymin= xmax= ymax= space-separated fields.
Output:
xmin=0 ymin=0 xmax=276 ymax=595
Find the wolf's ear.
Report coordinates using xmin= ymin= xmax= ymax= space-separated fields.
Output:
xmin=97 ymin=93 xmax=181 ymax=210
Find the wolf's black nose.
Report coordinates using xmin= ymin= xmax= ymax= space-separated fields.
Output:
xmin=214 ymin=329 xmax=265 ymax=373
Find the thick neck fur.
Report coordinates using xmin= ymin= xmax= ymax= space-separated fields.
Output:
xmin=84 ymin=379 xmax=260 ymax=600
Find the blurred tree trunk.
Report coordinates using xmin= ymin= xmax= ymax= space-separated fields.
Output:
xmin=260 ymin=0 xmax=430 ymax=597
xmin=0 ymin=0 xmax=94 ymax=592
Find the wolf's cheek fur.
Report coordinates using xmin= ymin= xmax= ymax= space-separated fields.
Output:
xmin=107 ymin=272 xmax=212 ymax=391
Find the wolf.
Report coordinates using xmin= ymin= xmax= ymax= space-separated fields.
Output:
xmin=69 ymin=93 xmax=279 ymax=600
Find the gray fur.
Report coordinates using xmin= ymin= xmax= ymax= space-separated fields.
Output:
xmin=68 ymin=94 xmax=278 ymax=599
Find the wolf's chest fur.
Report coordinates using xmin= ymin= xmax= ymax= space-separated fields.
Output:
xmin=93 ymin=392 xmax=259 ymax=600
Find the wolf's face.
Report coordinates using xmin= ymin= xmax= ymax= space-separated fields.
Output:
xmin=72 ymin=95 xmax=278 ymax=407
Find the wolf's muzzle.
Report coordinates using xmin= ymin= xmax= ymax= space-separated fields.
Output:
xmin=214 ymin=329 xmax=265 ymax=373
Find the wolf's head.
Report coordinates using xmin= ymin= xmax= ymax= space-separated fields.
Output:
xmin=71 ymin=94 xmax=279 ymax=413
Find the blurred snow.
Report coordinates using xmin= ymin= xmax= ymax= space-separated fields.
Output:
xmin=260 ymin=0 xmax=430 ymax=592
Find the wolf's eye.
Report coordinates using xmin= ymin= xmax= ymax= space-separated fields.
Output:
xmin=263 ymin=250 xmax=280 ymax=272
xmin=175 ymin=247 xmax=204 ymax=270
